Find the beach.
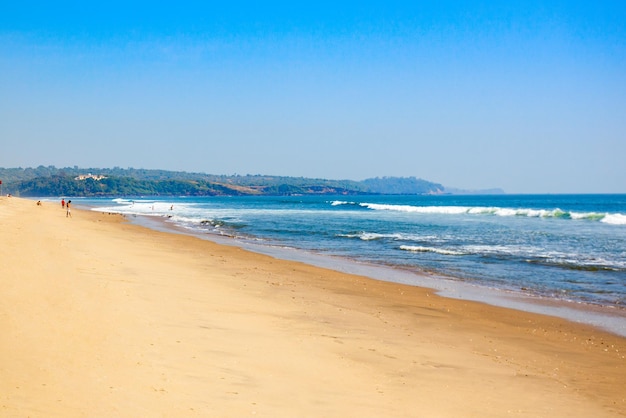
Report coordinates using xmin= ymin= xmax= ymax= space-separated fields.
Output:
xmin=1 ymin=196 xmax=625 ymax=417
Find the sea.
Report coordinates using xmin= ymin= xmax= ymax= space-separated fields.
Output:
xmin=72 ymin=194 xmax=626 ymax=336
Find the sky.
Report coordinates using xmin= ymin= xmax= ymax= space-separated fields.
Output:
xmin=1 ymin=1 xmax=625 ymax=193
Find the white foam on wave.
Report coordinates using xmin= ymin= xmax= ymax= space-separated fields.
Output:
xmin=400 ymin=245 xmax=466 ymax=256
xmin=467 ymin=207 xmax=498 ymax=215
xmin=338 ymin=232 xmax=398 ymax=241
xmin=330 ymin=200 xmax=352 ymax=206
xmin=541 ymin=255 xmax=626 ymax=270
xmin=601 ymin=213 xmax=626 ymax=225
xmin=361 ymin=203 xmax=471 ymax=214
xmin=400 ymin=242 xmax=626 ymax=270
xmin=355 ymin=202 xmax=625 ymax=225
xmin=339 ymin=232 xmax=441 ymax=242
xmin=495 ymin=208 xmax=549 ymax=217
xmin=570 ymin=211 xmax=605 ymax=221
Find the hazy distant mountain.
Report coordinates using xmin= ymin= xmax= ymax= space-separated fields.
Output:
xmin=360 ymin=176 xmax=445 ymax=194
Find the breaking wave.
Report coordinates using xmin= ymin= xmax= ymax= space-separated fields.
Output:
xmin=398 ymin=243 xmax=626 ymax=272
xmin=331 ymin=201 xmax=625 ymax=225
xmin=399 ymin=245 xmax=466 ymax=256
xmin=338 ymin=232 xmax=441 ymax=242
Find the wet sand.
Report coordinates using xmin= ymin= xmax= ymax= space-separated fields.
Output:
xmin=1 ymin=196 xmax=625 ymax=417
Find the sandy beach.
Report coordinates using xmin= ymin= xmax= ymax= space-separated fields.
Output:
xmin=1 ymin=196 xmax=624 ymax=417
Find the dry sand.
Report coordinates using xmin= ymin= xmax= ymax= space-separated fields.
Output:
xmin=1 ymin=196 xmax=625 ymax=417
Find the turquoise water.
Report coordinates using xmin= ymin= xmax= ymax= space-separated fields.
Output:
xmin=80 ymin=194 xmax=626 ymax=310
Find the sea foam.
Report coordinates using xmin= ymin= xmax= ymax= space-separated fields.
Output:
xmin=602 ymin=213 xmax=626 ymax=225
xmin=353 ymin=202 xmax=625 ymax=225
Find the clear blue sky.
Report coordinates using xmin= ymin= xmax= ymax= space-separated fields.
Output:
xmin=1 ymin=1 xmax=625 ymax=193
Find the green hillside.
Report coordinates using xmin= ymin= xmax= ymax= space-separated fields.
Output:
xmin=0 ymin=166 xmax=445 ymax=197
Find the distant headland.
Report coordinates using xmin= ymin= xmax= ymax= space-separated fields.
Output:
xmin=0 ymin=166 xmax=504 ymax=197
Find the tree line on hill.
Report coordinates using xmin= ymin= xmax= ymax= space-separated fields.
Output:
xmin=0 ymin=166 xmax=447 ymax=197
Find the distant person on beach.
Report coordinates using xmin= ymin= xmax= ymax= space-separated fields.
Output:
xmin=66 ymin=200 xmax=71 ymax=218
xmin=62 ymin=199 xmax=65 ymax=208
xmin=37 ymin=200 xmax=42 ymax=206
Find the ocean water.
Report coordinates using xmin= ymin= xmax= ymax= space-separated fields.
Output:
xmin=78 ymin=194 xmax=626 ymax=333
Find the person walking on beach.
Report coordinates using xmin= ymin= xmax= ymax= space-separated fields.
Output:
xmin=61 ymin=198 xmax=65 ymax=208
xmin=66 ymin=200 xmax=71 ymax=218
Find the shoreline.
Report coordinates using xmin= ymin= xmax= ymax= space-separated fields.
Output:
xmin=121 ymin=209 xmax=626 ymax=338
xmin=2 ymin=196 xmax=626 ymax=416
